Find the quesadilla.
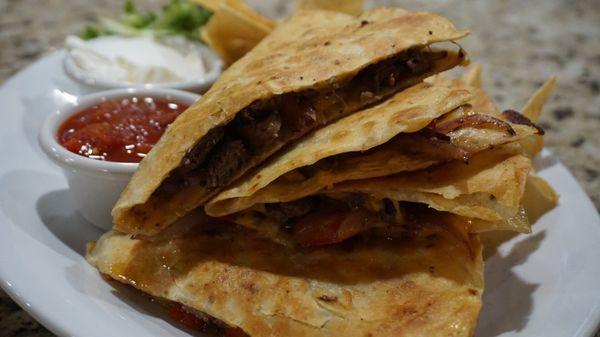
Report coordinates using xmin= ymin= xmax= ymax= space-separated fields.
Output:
xmin=112 ymin=8 xmax=469 ymax=236
xmin=205 ymin=75 xmax=542 ymax=214
xmin=203 ymin=74 xmax=542 ymax=245
xmin=87 ymin=212 xmax=483 ymax=337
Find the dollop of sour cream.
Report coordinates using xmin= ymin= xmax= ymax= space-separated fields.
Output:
xmin=65 ymin=35 xmax=206 ymax=84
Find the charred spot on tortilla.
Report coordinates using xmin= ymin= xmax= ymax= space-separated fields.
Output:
xmin=318 ymin=295 xmax=338 ymax=302
xmin=155 ymin=47 xmax=466 ymax=201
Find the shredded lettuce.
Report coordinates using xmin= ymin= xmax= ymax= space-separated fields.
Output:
xmin=81 ymin=0 xmax=212 ymax=41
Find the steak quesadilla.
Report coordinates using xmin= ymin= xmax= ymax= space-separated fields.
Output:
xmin=88 ymin=213 xmax=483 ymax=337
xmin=112 ymin=8 xmax=469 ymax=236
xmin=203 ymin=76 xmax=542 ymax=246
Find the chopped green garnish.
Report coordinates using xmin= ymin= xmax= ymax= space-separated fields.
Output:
xmin=81 ymin=25 xmax=101 ymax=40
xmin=80 ymin=0 xmax=212 ymax=41
xmin=153 ymin=0 xmax=212 ymax=36
xmin=124 ymin=0 xmax=136 ymax=14
xmin=122 ymin=0 xmax=156 ymax=29
xmin=80 ymin=25 xmax=114 ymax=40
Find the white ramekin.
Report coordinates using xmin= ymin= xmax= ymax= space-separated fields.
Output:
xmin=38 ymin=88 xmax=200 ymax=230
xmin=63 ymin=42 xmax=223 ymax=94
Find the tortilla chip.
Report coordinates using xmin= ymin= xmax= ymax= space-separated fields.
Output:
xmin=196 ymin=0 xmax=276 ymax=65
xmin=522 ymin=172 xmax=558 ymax=223
xmin=522 ymin=77 xmax=557 ymax=122
xmin=201 ymin=8 xmax=272 ymax=65
xmin=296 ymin=0 xmax=364 ymax=16
xmin=466 ymin=206 xmax=531 ymax=233
xmin=519 ymin=77 xmax=556 ymax=157
xmin=113 ymin=8 xmax=469 ymax=236
xmin=193 ymin=0 xmax=275 ymax=31
xmin=87 ymin=216 xmax=483 ymax=337
xmin=460 ymin=63 xmax=482 ymax=88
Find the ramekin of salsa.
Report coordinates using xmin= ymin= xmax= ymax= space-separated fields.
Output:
xmin=57 ymin=96 xmax=188 ymax=163
xmin=39 ymin=88 xmax=200 ymax=230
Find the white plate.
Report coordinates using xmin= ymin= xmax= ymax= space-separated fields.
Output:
xmin=1 ymin=52 xmax=599 ymax=337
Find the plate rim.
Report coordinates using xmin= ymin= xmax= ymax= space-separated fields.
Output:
xmin=1 ymin=51 xmax=600 ymax=337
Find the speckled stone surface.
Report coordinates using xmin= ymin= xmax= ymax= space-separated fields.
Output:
xmin=0 ymin=0 xmax=598 ymax=336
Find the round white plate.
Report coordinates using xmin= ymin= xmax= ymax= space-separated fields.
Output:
xmin=1 ymin=52 xmax=599 ymax=337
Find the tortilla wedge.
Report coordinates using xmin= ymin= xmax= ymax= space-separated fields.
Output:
xmin=87 ymin=215 xmax=483 ymax=337
xmin=218 ymin=144 xmax=531 ymax=246
xmin=206 ymin=79 xmax=541 ymax=218
xmin=330 ymin=145 xmax=531 ymax=222
xmin=205 ymin=81 xmax=472 ymax=215
xmin=112 ymin=8 xmax=469 ymax=236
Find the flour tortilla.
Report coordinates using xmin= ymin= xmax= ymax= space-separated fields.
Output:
xmin=329 ymin=145 xmax=531 ymax=222
xmin=220 ymin=144 xmax=532 ymax=246
xmin=88 ymin=215 xmax=483 ymax=337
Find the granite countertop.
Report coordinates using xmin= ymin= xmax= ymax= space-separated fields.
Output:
xmin=0 ymin=0 xmax=598 ymax=336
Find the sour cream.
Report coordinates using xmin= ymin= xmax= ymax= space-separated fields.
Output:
xmin=65 ymin=35 xmax=207 ymax=84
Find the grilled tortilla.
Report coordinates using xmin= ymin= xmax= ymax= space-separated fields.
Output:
xmin=112 ymin=8 xmax=469 ymax=236
xmin=87 ymin=213 xmax=483 ymax=337
xmin=218 ymin=144 xmax=531 ymax=247
xmin=205 ymin=77 xmax=541 ymax=219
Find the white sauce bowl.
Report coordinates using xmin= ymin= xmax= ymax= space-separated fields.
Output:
xmin=38 ymin=88 xmax=200 ymax=230
xmin=63 ymin=40 xmax=223 ymax=94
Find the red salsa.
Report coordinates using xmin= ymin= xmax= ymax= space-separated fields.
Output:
xmin=57 ymin=96 xmax=188 ymax=163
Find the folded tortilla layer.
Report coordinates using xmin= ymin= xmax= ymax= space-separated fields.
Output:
xmin=221 ymin=144 xmax=531 ymax=246
xmin=87 ymin=215 xmax=483 ymax=337
xmin=206 ymin=81 xmax=471 ymax=214
xmin=112 ymin=8 xmax=468 ymax=236
xmin=331 ymin=145 xmax=530 ymax=222
xmin=206 ymin=78 xmax=540 ymax=220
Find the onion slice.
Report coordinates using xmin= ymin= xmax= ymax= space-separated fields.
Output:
xmin=430 ymin=113 xmax=517 ymax=136
xmin=501 ymin=109 xmax=545 ymax=135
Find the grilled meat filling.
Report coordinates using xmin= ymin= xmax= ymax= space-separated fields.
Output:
xmin=155 ymin=48 xmax=459 ymax=200
xmin=256 ymin=194 xmax=404 ymax=247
